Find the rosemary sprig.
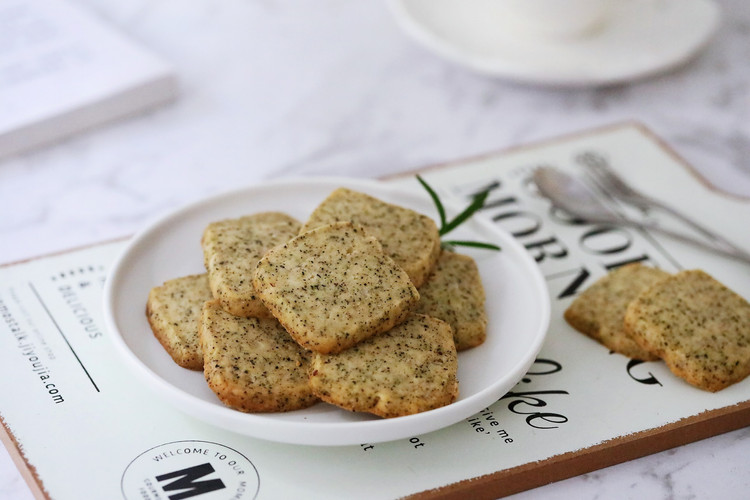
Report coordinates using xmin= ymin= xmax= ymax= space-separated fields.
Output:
xmin=442 ymin=240 xmax=501 ymax=251
xmin=439 ymin=189 xmax=490 ymax=236
xmin=416 ymin=174 xmax=446 ymax=229
xmin=416 ymin=175 xmax=501 ymax=251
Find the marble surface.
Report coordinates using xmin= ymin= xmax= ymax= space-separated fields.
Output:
xmin=1 ymin=0 xmax=749 ymax=498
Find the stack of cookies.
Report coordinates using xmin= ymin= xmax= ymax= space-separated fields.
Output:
xmin=565 ymin=263 xmax=750 ymax=392
xmin=146 ymin=188 xmax=489 ymax=418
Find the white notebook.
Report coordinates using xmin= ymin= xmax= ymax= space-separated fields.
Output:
xmin=0 ymin=0 xmax=177 ymax=159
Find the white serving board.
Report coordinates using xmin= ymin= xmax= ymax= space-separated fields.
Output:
xmin=1 ymin=122 xmax=749 ymax=499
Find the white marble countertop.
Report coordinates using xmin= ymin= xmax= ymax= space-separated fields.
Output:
xmin=1 ymin=0 xmax=749 ymax=498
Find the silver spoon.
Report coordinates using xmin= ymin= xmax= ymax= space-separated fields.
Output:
xmin=532 ymin=166 xmax=750 ymax=265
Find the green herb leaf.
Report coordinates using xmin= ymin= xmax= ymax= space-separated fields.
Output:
xmin=416 ymin=174 xmax=446 ymax=228
xmin=441 ymin=240 xmax=502 ymax=251
xmin=417 ymin=175 xmax=500 ymax=252
xmin=440 ymin=189 xmax=489 ymax=236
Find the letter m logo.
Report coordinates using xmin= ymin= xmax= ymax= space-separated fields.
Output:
xmin=155 ymin=463 xmax=226 ymax=499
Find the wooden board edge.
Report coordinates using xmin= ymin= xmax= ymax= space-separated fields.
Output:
xmin=0 ymin=120 xmax=747 ymax=500
xmin=0 ymin=415 xmax=50 ymax=500
xmin=388 ymin=120 xmax=750 ymax=203
xmin=0 ymin=237 xmax=130 ymax=499
xmin=634 ymin=124 xmax=750 ymax=202
xmin=408 ymin=399 xmax=750 ymax=499
xmin=0 ymin=236 xmax=130 ymax=269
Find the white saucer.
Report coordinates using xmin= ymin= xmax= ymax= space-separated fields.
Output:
xmin=388 ymin=0 xmax=720 ymax=87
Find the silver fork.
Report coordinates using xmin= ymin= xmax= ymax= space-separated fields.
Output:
xmin=576 ymin=151 xmax=750 ymax=259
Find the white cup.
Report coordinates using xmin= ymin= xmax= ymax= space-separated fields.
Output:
xmin=495 ymin=0 xmax=614 ymax=40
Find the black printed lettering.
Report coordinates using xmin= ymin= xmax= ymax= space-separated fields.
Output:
xmin=156 ymin=463 xmax=225 ymax=500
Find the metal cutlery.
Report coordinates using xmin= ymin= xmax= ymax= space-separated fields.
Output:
xmin=532 ymin=166 xmax=750 ymax=265
xmin=576 ymin=151 xmax=745 ymax=255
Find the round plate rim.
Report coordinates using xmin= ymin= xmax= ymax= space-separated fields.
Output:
xmin=102 ymin=176 xmax=550 ymax=446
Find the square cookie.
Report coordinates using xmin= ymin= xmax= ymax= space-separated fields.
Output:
xmin=299 ymin=188 xmax=441 ymax=287
xmin=200 ymin=300 xmax=318 ymax=412
xmin=415 ymin=250 xmax=487 ymax=351
xmin=564 ymin=263 xmax=670 ymax=361
xmin=146 ymin=273 xmax=213 ymax=370
xmin=202 ymin=212 xmax=300 ymax=318
xmin=253 ymin=222 xmax=420 ymax=354
xmin=309 ymin=314 xmax=458 ymax=418
xmin=624 ymin=270 xmax=750 ymax=392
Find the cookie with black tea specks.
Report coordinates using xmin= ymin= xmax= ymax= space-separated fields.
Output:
xmin=253 ymin=221 xmax=420 ymax=354
xmin=309 ymin=314 xmax=458 ymax=418
xmin=564 ymin=263 xmax=669 ymax=361
xmin=415 ymin=250 xmax=487 ymax=351
xmin=202 ymin=212 xmax=301 ymax=318
xmin=300 ymin=188 xmax=441 ymax=288
xmin=624 ymin=269 xmax=750 ymax=392
xmin=200 ymin=300 xmax=318 ymax=412
xmin=146 ymin=273 xmax=213 ymax=370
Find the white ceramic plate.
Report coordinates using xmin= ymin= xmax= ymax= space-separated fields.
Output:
xmin=103 ymin=177 xmax=550 ymax=446
xmin=388 ymin=0 xmax=719 ymax=87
